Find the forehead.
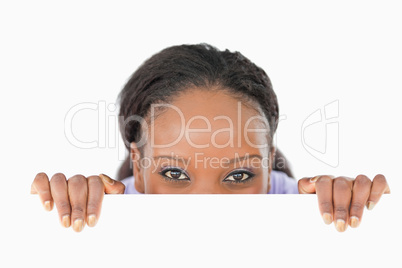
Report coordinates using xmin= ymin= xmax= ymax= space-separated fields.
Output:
xmin=145 ymin=87 xmax=271 ymax=158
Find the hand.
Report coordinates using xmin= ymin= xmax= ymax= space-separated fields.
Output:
xmin=298 ymin=174 xmax=390 ymax=232
xmin=31 ymin=173 xmax=125 ymax=232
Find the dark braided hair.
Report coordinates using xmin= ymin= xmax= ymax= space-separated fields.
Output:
xmin=117 ymin=43 xmax=293 ymax=179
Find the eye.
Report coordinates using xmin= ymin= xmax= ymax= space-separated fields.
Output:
xmin=223 ymin=170 xmax=255 ymax=183
xmin=160 ymin=168 xmax=189 ymax=181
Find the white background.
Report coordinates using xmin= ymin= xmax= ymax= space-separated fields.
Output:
xmin=1 ymin=1 xmax=401 ymax=267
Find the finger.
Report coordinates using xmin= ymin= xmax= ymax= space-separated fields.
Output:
xmin=50 ymin=173 xmax=71 ymax=228
xmin=86 ymin=176 xmax=105 ymax=227
xmin=31 ymin=172 xmax=53 ymax=211
xmin=99 ymin=174 xmax=125 ymax=194
xmin=297 ymin=176 xmax=321 ymax=194
xmin=349 ymin=175 xmax=371 ymax=228
xmin=67 ymin=175 xmax=88 ymax=232
xmin=333 ymin=176 xmax=354 ymax=232
xmin=367 ymin=174 xmax=390 ymax=210
xmin=315 ymin=176 xmax=334 ymax=225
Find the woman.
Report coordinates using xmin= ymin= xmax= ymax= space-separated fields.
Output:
xmin=31 ymin=43 xmax=390 ymax=233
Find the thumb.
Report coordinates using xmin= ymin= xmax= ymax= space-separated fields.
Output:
xmin=99 ymin=174 xmax=125 ymax=194
xmin=298 ymin=176 xmax=320 ymax=194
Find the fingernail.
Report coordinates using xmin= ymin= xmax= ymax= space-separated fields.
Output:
xmin=335 ymin=219 xmax=346 ymax=232
xmin=310 ymin=176 xmax=320 ymax=183
xmin=322 ymin=213 xmax=333 ymax=225
xmin=44 ymin=201 xmax=52 ymax=211
xmin=73 ymin=219 xmax=84 ymax=232
xmin=99 ymin=174 xmax=114 ymax=185
xmin=350 ymin=216 xmax=360 ymax=228
xmin=88 ymin=214 xmax=97 ymax=227
xmin=367 ymin=201 xmax=376 ymax=210
xmin=62 ymin=215 xmax=71 ymax=228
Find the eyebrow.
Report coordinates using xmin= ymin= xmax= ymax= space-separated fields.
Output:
xmin=152 ymin=154 xmax=263 ymax=165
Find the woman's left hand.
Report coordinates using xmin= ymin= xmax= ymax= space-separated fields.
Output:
xmin=298 ymin=174 xmax=390 ymax=232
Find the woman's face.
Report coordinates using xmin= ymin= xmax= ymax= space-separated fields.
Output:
xmin=131 ymin=87 xmax=273 ymax=194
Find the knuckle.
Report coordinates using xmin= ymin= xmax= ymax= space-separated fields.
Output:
xmin=71 ymin=206 xmax=85 ymax=215
xmin=36 ymin=172 xmax=47 ymax=178
xmin=50 ymin=173 xmax=67 ymax=184
xmin=317 ymin=176 xmax=332 ymax=184
xmin=52 ymin=172 xmax=65 ymax=178
xmin=58 ymin=202 xmax=71 ymax=212
xmin=87 ymin=177 xmax=105 ymax=195
xmin=87 ymin=176 xmax=103 ymax=187
xmin=320 ymin=201 xmax=333 ymax=212
xmin=334 ymin=177 xmax=351 ymax=190
xmin=68 ymin=174 xmax=87 ymax=185
xmin=35 ymin=172 xmax=49 ymax=183
xmin=334 ymin=206 xmax=348 ymax=216
xmin=374 ymin=174 xmax=387 ymax=184
xmin=87 ymin=203 xmax=98 ymax=213
xmin=350 ymin=202 xmax=364 ymax=212
xmin=354 ymin=175 xmax=371 ymax=188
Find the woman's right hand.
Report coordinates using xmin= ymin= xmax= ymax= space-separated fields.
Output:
xmin=30 ymin=173 xmax=125 ymax=232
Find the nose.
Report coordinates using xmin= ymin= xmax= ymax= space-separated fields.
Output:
xmin=188 ymin=184 xmax=221 ymax=194
xmin=190 ymin=190 xmax=218 ymax=194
